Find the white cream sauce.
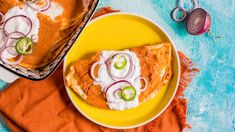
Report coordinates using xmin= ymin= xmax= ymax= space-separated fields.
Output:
xmin=0 ymin=2 xmax=64 ymax=47
xmin=110 ymin=53 xmax=131 ymax=78
xmin=41 ymin=2 xmax=64 ymax=20
xmin=94 ymin=50 xmax=142 ymax=110
xmin=2 ymin=6 xmax=40 ymax=45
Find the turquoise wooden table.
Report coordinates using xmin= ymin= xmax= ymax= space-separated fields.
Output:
xmin=0 ymin=0 xmax=234 ymax=131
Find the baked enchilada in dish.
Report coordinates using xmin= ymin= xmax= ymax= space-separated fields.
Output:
xmin=65 ymin=43 xmax=173 ymax=110
xmin=0 ymin=0 xmax=92 ymax=68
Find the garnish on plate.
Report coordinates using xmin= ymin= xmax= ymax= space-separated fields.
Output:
xmin=121 ymin=86 xmax=137 ymax=101
xmin=15 ymin=37 xmax=34 ymax=55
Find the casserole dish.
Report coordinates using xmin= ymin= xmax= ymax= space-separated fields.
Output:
xmin=0 ymin=0 xmax=99 ymax=83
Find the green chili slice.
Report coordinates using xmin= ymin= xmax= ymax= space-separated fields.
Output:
xmin=15 ymin=37 xmax=34 ymax=55
xmin=114 ymin=56 xmax=127 ymax=70
xmin=121 ymin=86 xmax=136 ymax=101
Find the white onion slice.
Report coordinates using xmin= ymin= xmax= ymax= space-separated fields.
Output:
xmin=134 ymin=77 xmax=148 ymax=92
xmin=1 ymin=47 xmax=23 ymax=65
xmin=90 ymin=61 xmax=101 ymax=82
xmin=3 ymin=15 xmax=32 ymax=39
xmin=26 ymin=0 xmax=51 ymax=12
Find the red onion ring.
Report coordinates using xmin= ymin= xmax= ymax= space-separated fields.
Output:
xmin=113 ymin=89 xmax=121 ymax=99
xmin=25 ymin=0 xmax=51 ymax=12
xmin=5 ymin=32 xmax=26 ymax=47
xmin=180 ymin=0 xmax=199 ymax=13
xmin=105 ymin=80 xmax=132 ymax=95
xmin=186 ymin=8 xmax=211 ymax=35
xmin=90 ymin=61 xmax=101 ymax=82
xmin=107 ymin=53 xmax=135 ymax=80
xmin=5 ymin=39 xmax=18 ymax=48
xmin=3 ymin=15 xmax=32 ymax=39
xmin=7 ymin=31 xmax=26 ymax=40
xmin=6 ymin=46 xmax=18 ymax=56
xmin=134 ymin=77 xmax=148 ymax=92
xmin=0 ymin=29 xmax=8 ymax=51
xmin=1 ymin=47 xmax=23 ymax=65
xmin=171 ymin=7 xmax=187 ymax=22
xmin=0 ymin=12 xmax=4 ymax=25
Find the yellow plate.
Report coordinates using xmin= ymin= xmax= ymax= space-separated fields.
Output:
xmin=63 ymin=13 xmax=180 ymax=129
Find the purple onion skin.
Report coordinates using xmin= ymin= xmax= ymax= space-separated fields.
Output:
xmin=186 ymin=8 xmax=212 ymax=35
xmin=105 ymin=80 xmax=132 ymax=95
xmin=195 ymin=13 xmax=211 ymax=35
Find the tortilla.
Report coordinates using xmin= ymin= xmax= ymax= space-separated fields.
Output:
xmin=65 ymin=43 xmax=172 ymax=109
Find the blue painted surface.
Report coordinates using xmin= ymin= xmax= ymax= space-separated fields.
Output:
xmin=0 ymin=0 xmax=234 ymax=131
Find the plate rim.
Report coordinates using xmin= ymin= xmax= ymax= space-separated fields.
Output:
xmin=63 ymin=12 xmax=181 ymax=129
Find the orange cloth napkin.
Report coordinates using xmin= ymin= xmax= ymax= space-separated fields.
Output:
xmin=0 ymin=7 xmax=199 ymax=132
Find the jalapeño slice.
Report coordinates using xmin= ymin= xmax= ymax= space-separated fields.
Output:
xmin=121 ymin=86 xmax=136 ymax=101
xmin=114 ymin=55 xmax=127 ymax=70
xmin=15 ymin=37 xmax=34 ymax=55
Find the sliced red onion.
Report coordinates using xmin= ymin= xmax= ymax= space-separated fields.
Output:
xmin=105 ymin=80 xmax=132 ymax=95
xmin=1 ymin=47 xmax=23 ymax=65
xmin=107 ymin=53 xmax=135 ymax=80
xmin=3 ymin=15 xmax=32 ymax=39
xmin=186 ymin=8 xmax=211 ymax=35
xmin=25 ymin=0 xmax=51 ymax=12
xmin=5 ymin=32 xmax=26 ymax=47
xmin=134 ymin=77 xmax=148 ymax=92
xmin=0 ymin=12 xmax=4 ymax=25
xmin=113 ymin=89 xmax=121 ymax=99
xmin=6 ymin=46 xmax=18 ymax=56
xmin=90 ymin=61 xmax=101 ymax=82
xmin=7 ymin=31 xmax=26 ymax=40
xmin=5 ymin=39 xmax=18 ymax=47
xmin=0 ymin=29 xmax=8 ymax=51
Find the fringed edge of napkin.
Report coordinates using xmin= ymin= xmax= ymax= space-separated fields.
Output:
xmin=145 ymin=51 xmax=199 ymax=131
